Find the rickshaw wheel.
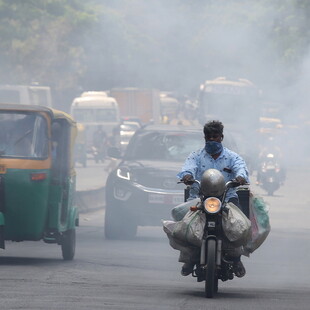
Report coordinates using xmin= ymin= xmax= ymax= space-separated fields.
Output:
xmin=61 ymin=229 xmax=76 ymax=260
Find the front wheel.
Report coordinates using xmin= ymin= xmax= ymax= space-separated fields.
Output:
xmin=61 ymin=229 xmax=76 ymax=260
xmin=266 ymin=182 xmax=278 ymax=196
xmin=205 ymin=239 xmax=217 ymax=298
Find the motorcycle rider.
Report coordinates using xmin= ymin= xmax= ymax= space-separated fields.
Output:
xmin=256 ymin=136 xmax=286 ymax=185
xmin=177 ymin=120 xmax=250 ymax=277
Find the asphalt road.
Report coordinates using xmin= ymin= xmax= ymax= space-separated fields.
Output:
xmin=0 ymin=162 xmax=309 ymax=309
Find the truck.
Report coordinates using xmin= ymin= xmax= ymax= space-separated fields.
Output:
xmin=109 ymin=88 xmax=161 ymax=125
xmin=0 ymin=84 xmax=52 ymax=107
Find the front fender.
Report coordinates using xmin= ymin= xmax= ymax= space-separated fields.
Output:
xmin=200 ymin=236 xmax=218 ymax=265
xmin=67 ymin=207 xmax=79 ymax=230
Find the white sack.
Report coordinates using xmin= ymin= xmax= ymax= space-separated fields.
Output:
xmin=162 ymin=220 xmax=200 ymax=263
xmin=222 ymin=202 xmax=252 ymax=247
xmin=171 ymin=210 xmax=206 ymax=247
xmin=171 ymin=198 xmax=200 ymax=221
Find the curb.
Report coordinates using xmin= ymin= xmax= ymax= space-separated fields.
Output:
xmin=76 ymin=186 xmax=105 ymax=213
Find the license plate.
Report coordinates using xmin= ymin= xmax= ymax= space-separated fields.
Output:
xmin=0 ymin=165 xmax=6 ymax=174
xmin=148 ymin=193 xmax=183 ymax=205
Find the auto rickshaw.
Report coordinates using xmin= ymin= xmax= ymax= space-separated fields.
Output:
xmin=0 ymin=104 xmax=78 ymax=260
xmin=75 ymin=123 xmax=87 ymax=167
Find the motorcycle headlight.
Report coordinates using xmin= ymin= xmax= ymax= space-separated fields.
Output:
xmin=204 ymin=197 xmax=222 ymax=214
xmin=116 ymin=167 xmax=131 ymax=180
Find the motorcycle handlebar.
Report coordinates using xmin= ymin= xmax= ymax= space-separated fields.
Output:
xmin=178 ymin=179 xmax=200 ymax=186
xmin=226 ymin=180 xmax=241 ymax=188
xmin=227 ymin=179 xmax=250 ymax=187
xmin=178 ymin=178 xmax=249 ymax=188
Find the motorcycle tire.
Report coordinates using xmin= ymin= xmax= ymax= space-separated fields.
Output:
xmin=205 ymin=238 xmax=217 ymax=298
xmin=267 ymin=189 xmax=274 ymax=196
xmin=267 ymin=183 xmax=277 ymax=196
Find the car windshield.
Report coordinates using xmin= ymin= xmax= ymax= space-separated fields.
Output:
xmin=125 ymin=130 xmax=204 ymax=161
xmin=0 ymin=112 xmax=48 ymax=159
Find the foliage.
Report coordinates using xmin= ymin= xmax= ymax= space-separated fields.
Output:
xmin=0 ymin=0 xmax=96 ymax=90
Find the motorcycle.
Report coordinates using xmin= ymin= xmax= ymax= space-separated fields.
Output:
xmin=257 ymin=153 xmax=282 ymax=196
xmin=170 ymin=169 xmax=250 ymax=298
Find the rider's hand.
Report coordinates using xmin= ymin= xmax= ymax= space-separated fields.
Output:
xmin=235 ymin=176 xmax=246 ymax=185
xmin=182 ymin=174 xmax=194 ymax=185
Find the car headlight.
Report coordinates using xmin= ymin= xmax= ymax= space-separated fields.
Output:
xmin=116 ymin=167 xmax=131 ymax=180
xmin=204 ymin=197 xmax=222 ymax=214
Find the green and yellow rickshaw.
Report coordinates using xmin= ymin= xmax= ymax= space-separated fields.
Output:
xmin=0 ymin=104 xmax=78 ymax=260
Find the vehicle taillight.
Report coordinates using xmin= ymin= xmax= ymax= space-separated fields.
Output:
xmin=31 ymin=173 xmax=47 ymax=181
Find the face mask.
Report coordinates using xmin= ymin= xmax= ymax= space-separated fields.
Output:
xmin=205 ymin=141 xmax=223 ymax=155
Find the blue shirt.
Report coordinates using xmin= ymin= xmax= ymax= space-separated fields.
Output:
xmin=177 ymin=146 xmax=250 ymax=201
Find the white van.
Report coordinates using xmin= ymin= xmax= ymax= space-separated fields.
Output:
xmin=70 ymin=94 xmax=120 ymax=150
xmin=0 ymin=84 xmax=52 ymax=107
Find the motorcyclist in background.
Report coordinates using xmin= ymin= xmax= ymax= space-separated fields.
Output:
xmin=177 ymin=120 xmax=250 ymax=277
xmin=256 ymin=136 xmax=286 ymax=185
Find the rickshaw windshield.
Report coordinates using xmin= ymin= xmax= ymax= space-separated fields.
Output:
xmin=0 ymin=112 xmax=48 ymax=159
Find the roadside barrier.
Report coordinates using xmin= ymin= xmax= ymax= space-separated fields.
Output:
xmin=76 ymin=186 xmax=105 ymax=213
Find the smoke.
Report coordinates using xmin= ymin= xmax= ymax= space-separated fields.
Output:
xmin=77 ymin=0 xmax=310 ymax=166
xmin=84 ymin=1 xmax=289 ymax=91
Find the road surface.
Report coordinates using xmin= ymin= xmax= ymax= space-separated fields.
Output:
xmin=0 ymin=162 xmax=309 ymax=309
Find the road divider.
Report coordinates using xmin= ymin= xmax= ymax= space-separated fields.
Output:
xmin=76 ymin=187 xmax=105 ymax=213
